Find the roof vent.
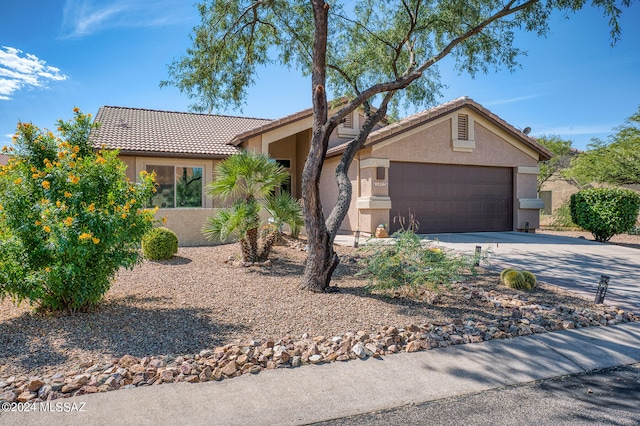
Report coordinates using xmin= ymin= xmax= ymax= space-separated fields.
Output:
xmin=119 ymin=118 xmax=129 ymax=129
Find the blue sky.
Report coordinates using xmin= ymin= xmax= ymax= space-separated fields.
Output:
xmin=1 ymin=0 xmax=639 ymax=151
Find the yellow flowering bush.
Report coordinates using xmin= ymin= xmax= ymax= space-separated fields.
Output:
xmin=0 ymin=109 xmax=156 ymax=312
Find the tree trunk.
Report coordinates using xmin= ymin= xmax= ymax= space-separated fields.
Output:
xmin=300 ymin=2 xmax=395 ymax=292
xmin=300 ymin=0 xmax=333 ymax=292
xmin=245 ymin=227 xmax=259 ymax=262
xmin=258 ymin=228 xmax=279 ymax=261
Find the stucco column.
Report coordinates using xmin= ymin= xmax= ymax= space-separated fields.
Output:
xmin=356 ymin=158 xmax=391 ymax=234
xmin=516 ymin=165 xmax=545 ymax=231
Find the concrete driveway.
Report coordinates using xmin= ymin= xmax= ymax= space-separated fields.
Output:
xmin=425 ymin=232 xmax=640 ymax=315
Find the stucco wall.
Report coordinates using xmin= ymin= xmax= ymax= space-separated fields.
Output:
xmin=118 ymin=155 xmax=223 ymax=245
xmin=353 ymin=110 xmax=543 ymax=232
xmin=120 ymin=155 xmax=136 ymax=181
xmin=295 ymin=130 xmax=310 ymax=198
xmin=371 ymin=116 xmax=538 ymax=168
xmin=319 ymin=156 xmax=361 ymax=233
xmin=157 ymin=208 xmax=219 ymax=246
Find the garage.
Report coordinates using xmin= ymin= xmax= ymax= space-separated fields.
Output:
xmin=388 ymin=162 xmax=513 ymax=234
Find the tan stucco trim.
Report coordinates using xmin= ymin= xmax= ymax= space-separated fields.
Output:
xmin=337 ymin=111 xmax=360 ymax=137
xmin=517 ymin=166 xmax=540 ymax=175
xmin=262 ymin=116 xmax=313 ymax=146
xmin=451 ymin=112 xmax=475 ymax=143
xmin=356 ymin=196 xmax=392 ymax=209
xmin=518 ymin=198 xmax=546 ymax=209
xmin=360 ymin=158 xmax=390 ymax=169
xmin=452 ymin=139 xmax=476 ymax=152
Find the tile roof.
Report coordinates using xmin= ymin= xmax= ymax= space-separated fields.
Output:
xmin=226 ymin=97 xmax=385 ymax=146
xmin=0 ymin=154 xmax=9 ymax=166
xmin=90 ymin=106 xmax=273 ymax=157
xmin=327 ymin=96 xmax=553 ymax=161
xmin=228 ymin=106 xmax=314 ymax=146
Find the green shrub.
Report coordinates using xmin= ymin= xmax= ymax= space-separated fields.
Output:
xmin=570 ymin=188 xmax=640 ymax=242
xmin=0 ymin=110 xmax=156 ymax=312
xmin=142 ymin=227 xmax=179 ymax=260
xmin=521 ymin=271 xmax=537 ymax=290
xmin=356 ymin=230 xmax=486 ymax=295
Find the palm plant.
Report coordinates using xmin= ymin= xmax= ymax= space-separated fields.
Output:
xmin=264 ymin=191 xmax=305 ymax=239
xmin=203 ymin=151 xmax=289 ymax=262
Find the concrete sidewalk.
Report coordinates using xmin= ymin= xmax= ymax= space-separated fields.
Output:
xmin=2 ymin=322 xmax=640 ymax=426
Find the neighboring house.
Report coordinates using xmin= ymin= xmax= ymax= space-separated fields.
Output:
xmin=0 ymin=154 xmax=9 ymax=166
xmin=89 ymin=96 xmax=551 ymax=246
xmin=540 ymin=178 xmax=640 ymax=227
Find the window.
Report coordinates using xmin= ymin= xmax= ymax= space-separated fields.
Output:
xmin=539 ymin=190 xmax=552 ymax=215
xmin=274 ymin=159 xmax=292 ymax=195
xmin=146 ymin=165 xmax=203 ymax=208
xmin=275 ymin=159 xmax=291 ymax=168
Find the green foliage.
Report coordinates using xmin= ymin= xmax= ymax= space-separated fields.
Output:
xmin=356 ymin=230 xmax=484 ymax=295
xmin=550 ymin=199 xmax=579 ymax=229
xmin=567 ymin=107 xmax=640 ymax=186
xmin=163 ymin=1 xmax=631 ymax=117
xmin=570 ymin=188 xmax=640 ymax=242
xmin=0 ymin=109 xmax=156 ymax=312
xmin=521 ymin=271 xmax=537 ymax=290
xmin=142 ymin=227 xmax=179 ymax=260
xmin=264 ymin=191 xmax=305 ymax=239
xmin=536 ymin=135 xmax=574 ymax=191
xmin=203 ymin=151 xmax=289 ymax=262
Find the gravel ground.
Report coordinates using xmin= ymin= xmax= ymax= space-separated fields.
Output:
xmin=1 ymin=232 xmax=639 ymax=381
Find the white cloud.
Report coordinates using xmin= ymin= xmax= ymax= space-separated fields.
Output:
xmin=485 ymin=94 xmax=544 ymax=106
xmin=533 ymin=124 xmax=614 ymax=136
xmin=0 ymin=47 xmax=68 ymax=101
xmin=60 ymin=0 xmax=194 ymax=38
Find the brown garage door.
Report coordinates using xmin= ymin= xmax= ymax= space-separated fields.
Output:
xmin=389 ymin=162 xmax=513 ymax=234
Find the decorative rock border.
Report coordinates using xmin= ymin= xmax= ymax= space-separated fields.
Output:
xmin=1 ymin=293 xmax=637 ymax=403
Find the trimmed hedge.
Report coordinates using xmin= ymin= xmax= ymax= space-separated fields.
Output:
xmin=570 ymin=188 xmax=640 ymax=242
xmin=142 ymin=227 xmax=178 ymax=260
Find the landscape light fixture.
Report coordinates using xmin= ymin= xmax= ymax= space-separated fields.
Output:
xmin=594 ymin=275 xmax=610 ymax=304
xmin=474 ymin=246 xmax=481 ymax=267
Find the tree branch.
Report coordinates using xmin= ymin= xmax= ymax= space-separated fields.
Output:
xmin=325 ymin=91 xmax=394 ymax=238
xmin=331 ymin=0 xmax=542 ymax=119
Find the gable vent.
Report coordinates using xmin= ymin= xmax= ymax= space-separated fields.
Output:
xmin=343 ymin=112 xmax=354 ymax=129
xmin=458 ymin=114 xmax=468 ymax=140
